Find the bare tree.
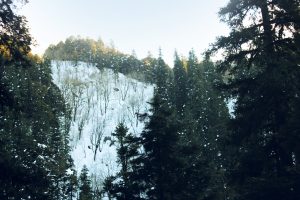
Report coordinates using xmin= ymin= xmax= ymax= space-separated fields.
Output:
xmin=129 ymin=79 xmax=138 ymax=92
xmin=102 ymin=74 xmax=111 ymax=114
xmin=120 ymin=78 xmax=130 ymax=101
xmin=90 ymin=118 xmax=106 ymax=161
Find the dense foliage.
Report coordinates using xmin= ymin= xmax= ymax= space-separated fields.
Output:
xmin=105 ymin=0 xmax=300 ymax=199
xmin=0 ymin=1 xmax=75 ymax=199
xmin=79 ymin=165 xmax=93 ymax=200
xmin=207 ymin=0 xmax=300 ymax=199
xmin=104 ymin=52 xmax=230 ymax=199
xmin=44 ymin=36 xmax=161 ymax=84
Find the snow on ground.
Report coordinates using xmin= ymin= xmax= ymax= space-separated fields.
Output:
xmin=51 ymin=61 xmax=154 ymax=187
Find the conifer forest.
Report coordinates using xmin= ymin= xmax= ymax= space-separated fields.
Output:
xmin=0 ymin=0 xmax=299 ymax=199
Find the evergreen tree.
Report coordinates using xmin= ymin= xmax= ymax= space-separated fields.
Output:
xmin=208 ymin=0 xmax=300 ymax=199
xmin=104 ymin=123 xmax=140 ymax=200
xmin=103 ymin=176 xmax=115 ymax=200
xmin=186 ymin=50 xmax=198 ymax=102
xmin=135 ymin=94 xmax=180 ymax=200
xmin=79 ymin=165 xmax=93 ymax=200
xmin=172 ymin=51 xmax=187 ymax=117
xmin=177 ymin=58 xmax=230 ymax=200
xmin=1 ymin=2 xmax=74 ymax=198
xmin=153 ymin=49 xmax=172 ymax=100
xmin=142 ymin=52 xmax=157 ymax=84
xmin=0 ymin=56 xmax=73 ymax=199
xmin=66 ymin=168 xmax=79 ymax=200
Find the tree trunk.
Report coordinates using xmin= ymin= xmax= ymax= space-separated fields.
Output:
xmin=260 ymin=0 xmax=275 ymax=58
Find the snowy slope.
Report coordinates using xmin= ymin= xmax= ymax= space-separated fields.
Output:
xmin=51 ymin=61 xmax=154 ymax=187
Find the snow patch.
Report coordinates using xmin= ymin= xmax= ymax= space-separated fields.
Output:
xmin=51 ymin=61 xmax=154 ymax=187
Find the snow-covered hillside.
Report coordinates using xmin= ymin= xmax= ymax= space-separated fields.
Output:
xmin=51 ymin=61 xmax=154 ymax=188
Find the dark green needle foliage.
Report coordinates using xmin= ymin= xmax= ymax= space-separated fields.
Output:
xmin=172 ymin=51 xmax=188 ymax=117
xmin=208 ymin=0 xmax=300 ymax=199
xmin=79 ymin=165 xmax=93 ymax=200
xmin=103 ymin=123 xmax=140 ymax=200
xmin=0 ymin=1 xmax=74 ymax=199
xmin=134 ymin=94 xmax=181 ymax=200
xmin=173 ymin=52 xmax=230 ymax=200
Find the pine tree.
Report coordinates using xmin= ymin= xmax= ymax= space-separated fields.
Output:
xmin=79 ymin=165 xmax=93 ymax=200
xmin=177 ymin=58 xmax=230 ymax=200
xmin=142 ymin=52 xmax=157 ymax=84
xmin=103 ymin=176 xmax=115 ymax=200
xmin=134 ymin=94 xmax=180 ymax=200
xmin=172 ymin=51 xmax=187 ymax=117
xmin=1 ymin=2 xmax=73 ymax=198
xmin=153 ymin=49 xmax=172 ymax=100
xmin=0 ymin=57 xmax=73 ymax=199
xmin=66 ymin=168 xmax=78 ymax=200
xmin=208 ymin=0 xmax=300 ymax=199
xmin=104 ymin=123 xmax=140 ymax=200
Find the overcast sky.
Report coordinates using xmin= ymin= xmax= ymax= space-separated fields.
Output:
xmin=20 ymin=0 xmax=229 ymax=66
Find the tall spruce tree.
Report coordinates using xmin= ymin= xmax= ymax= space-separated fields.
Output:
xmin=66 ymin=168 xmax=78 ymax=200
xmin=135 ymin=94 xmax=180 ymax=200
xmin=186 ymin=50 xmax=198 ymax=101
xmin=176 ymin=57 xmax=230 ymax=200
xmin=104 ymin=123 xmax=140 ymax=200
xmin=79 ymin=165 xmax=93 ymax=200
xmin=153 ymin=49 xmax=172 ymax=101
xmin=173 ymin=51 xmax=187 ymax=117
xmin=208 ymin=0 xmax=300 ymax=199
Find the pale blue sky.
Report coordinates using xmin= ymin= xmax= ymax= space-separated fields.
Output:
xmin=20 ymin=0 xmax=229 ymax=65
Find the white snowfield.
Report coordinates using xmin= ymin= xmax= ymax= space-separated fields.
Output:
xmin=51 ymin=61 xmax=154 ymax=188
